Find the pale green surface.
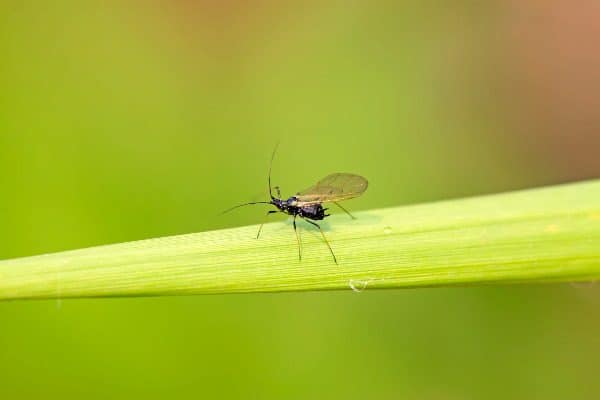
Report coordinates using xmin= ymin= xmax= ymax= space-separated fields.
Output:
xmin=2 ymin=180 xmax=598 ymax=300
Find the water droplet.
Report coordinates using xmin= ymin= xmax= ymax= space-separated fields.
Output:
xmin=383 ymin=226 xmax=392 ymax=234
xmin=349 ymin=279 xmax=369 ymax=293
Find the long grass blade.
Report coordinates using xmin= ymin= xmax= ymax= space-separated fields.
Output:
xmin=1 ymin=180 xmax=599 ymax=300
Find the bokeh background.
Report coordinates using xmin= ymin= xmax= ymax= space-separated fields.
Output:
xmin=1 ymin=1 xmax=599 ymax=399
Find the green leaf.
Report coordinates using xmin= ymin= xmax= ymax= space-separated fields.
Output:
xmin=1 ymin=180 xmax=599 ymax=300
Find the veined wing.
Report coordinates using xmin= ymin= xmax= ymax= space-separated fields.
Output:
xmin=295 ymin=173 xmax=368 ymax=205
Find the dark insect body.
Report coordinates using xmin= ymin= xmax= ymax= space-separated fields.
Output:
xmin=271 ymin=197 xmax=327 ymax=220
xmin=223 ymin=147 xmax=368 ymax=264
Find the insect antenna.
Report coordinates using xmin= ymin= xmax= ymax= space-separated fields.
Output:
xmin=220 ymin=201 xmax=272 ymax=215
xmin=268 ymin=142 xmax=280 ymax=199
xmin=222 ymin=143 xmax=280 ymax=215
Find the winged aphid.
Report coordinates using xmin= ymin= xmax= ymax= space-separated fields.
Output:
xmin=223 ymin=146 xmax=368 ymax=263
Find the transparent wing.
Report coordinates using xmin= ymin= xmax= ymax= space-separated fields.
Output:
xmin=295 ymin=173 xmax=368 ymax=205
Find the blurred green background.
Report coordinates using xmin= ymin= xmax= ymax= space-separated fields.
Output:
xmin=1 ymin=1 xmax=599 ymax=399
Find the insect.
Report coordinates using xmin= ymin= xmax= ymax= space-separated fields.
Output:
xmin=223 ymin=146 xmax=368 ymax=264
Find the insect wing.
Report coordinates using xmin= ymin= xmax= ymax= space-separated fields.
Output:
xmin=295 ymin=173 xmax=368 ymax=205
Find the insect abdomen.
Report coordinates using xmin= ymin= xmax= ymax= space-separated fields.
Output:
xmin=300 ymin=204 xmax=326 ymax=220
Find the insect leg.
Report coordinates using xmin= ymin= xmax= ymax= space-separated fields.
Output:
xmin=256 ymin=210 xmax=278 ymax=239
xmin=334 ymin=202 xmax=356 ymax=220
xmin=293 ymin=215 xmax=302 ymax=261
xmin=302 ymin=218 xmax=338 ymax=264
